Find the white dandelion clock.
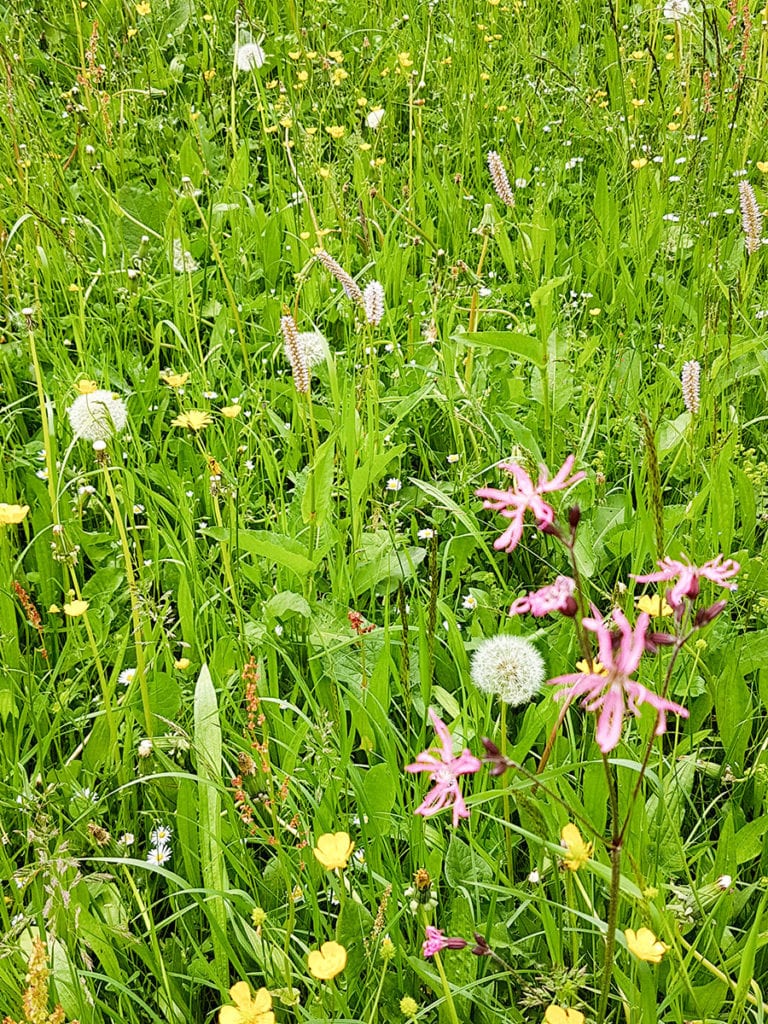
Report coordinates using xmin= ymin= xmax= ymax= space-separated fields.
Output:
xmin=470 ymin=635 xmax=545 ymax=707
xmin=235 ymin=40 xmax=266 ymax=71
xmin=296 ymin=331 xmax=330 ymax=368
xmin=68 ymin=390 xmax=127 ymax=443
xmin=663 ymin=0 xmax=692 ymax=20
xmin=172 ymin=239 xmax=199 ymax=274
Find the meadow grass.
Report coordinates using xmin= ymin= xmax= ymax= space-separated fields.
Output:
xmin=1 ymin=0 xmax=768 ymax=1021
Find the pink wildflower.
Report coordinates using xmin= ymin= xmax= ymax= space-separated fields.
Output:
xmin=549 ymin=609 xmax=688 ymax=753
xmin=509 ymin=576 xmax=577 ymax=617
xmin=405 ymin=709 xmax=482 ymax=827
xmin=632 ymin=555 xmax=740 ymax=608
xmin=422 ymin=926 xmax=468 ymax=957
xmin=476 ymin=456 xmax=585 ymax=554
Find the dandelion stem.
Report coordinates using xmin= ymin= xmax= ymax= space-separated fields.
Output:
xmin=432 ymin=950 xmax=461 ymax=1024
xmin=499 ymin=702 xmax=515 ymax=882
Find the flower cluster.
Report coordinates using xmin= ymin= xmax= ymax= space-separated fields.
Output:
xmin=146 ymin=824 xmax=172 ymax=866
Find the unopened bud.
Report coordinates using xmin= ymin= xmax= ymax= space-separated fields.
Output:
xmin=561 ymin=596 xmax=578 ymax=618
xmin=694 ymin=599 xmax=728 ymax=628
xmin=568 ymin=504 xmax=581 ymax=530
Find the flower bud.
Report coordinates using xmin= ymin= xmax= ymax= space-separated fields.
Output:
xmin=694 ymin=600 xmax=728 ymax=628
xmin=568 ymin=504 xmax=581 ymax=530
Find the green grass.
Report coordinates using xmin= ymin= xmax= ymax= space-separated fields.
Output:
xmin=1 ymin=0 xmax=768 ymax=1021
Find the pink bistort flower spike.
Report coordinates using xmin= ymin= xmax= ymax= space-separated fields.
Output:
xmin=405 ymin=709 xmax=482 ymax=827
xmin=549 ymin=608 xmax=689 ymax=753
xmin=476 ymin=456 xmax=585 ymax=554
xmin=509 ymin=575 xmax=577 ymax=617
xmin=422 ymin=926 xmax=468 ymax=957
xmin=632 ymin=555 xmax=740 ymax=608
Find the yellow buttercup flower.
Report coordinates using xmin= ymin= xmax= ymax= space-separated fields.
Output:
xmin=544 ymin=1006 xmax=586 ymax=1024
xmin=135 ymin=1 xmax=151 ymax=14
xmin=560 ymin=823 xmax=592 ymax=871
xmin=636 ymin=594 xmax=673 ymax=617
xmin=575 ymin=659 xmax=608 ymax=675
xmin=756 ymin=161 xmax=768 ymax=173
xmin=313 ymin=831 xmax=354 ymax=870
xmin=218 ymin=981 xmax=275 ymax=1024
xmin=171 ymin=410 xmax=212 ymax=431
xmin=631 ymin=158 xmax=648 ymax=169
xmin=325 ymin=125 xmax=345 ymax=140
xmin=0 ymin=503 xmax=29 ymax=525
xmin=63 ymin=600 xmax=89 ymax=617
xmin=221 ymin=404 xmax=242 ymax=418
xmin=76 ymin=379 xmax=99 ymax=395
xmin=160 ymin=371 xmax=190 ymax=389
xmin=398 ymin=51 xmax=414 ymax=68
xmin=174 ymin=657 xmax=191 ymax=670
xmin=624 ymin=927 xmax=668 ymax=963
xmin=308 ymin=940 xmax=347 ymax=980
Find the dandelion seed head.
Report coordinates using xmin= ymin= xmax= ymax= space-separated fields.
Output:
xmin=235 ymin=41 xmax=265 ymax=71
xmin=68 ymin=390 xmax=127 ymax=442
xmin=470 ymin=634 xmax=545 ymax=706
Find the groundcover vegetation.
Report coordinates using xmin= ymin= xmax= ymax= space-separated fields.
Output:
xmin=1 ymin=0 xmax=767 ymax=1021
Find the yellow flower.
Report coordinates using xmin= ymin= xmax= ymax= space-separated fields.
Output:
xmin=204 ymin=68 xmax=216 ymax=81
xmin=63 ymin=600 xmax=89 ymax=617
xmin=630 ymin=98 xmax=645 ymax=107
xmin=757 ymin=161 xmax=768 ymax=173
xmin=668 ymin=122 xmax=680 ymax=131
xmin=251 ymin=906 xmax=267 ymax=927
xmin=588 ymin=307 xmax=601 ymax=316
xmin=398 ymin=51 xmax=414 ymax=68
xmin=171 ymin=410 xmax=212 ymax=431
xmin=174 ymin=657 xmax=191 ymax=670
xmin=331 ymin=68 xmax=349 ymax=85
xmin=135 ymin=1 xmax=151 ymax=14
xmin=544 ymin=1006 xmax=585 ymax=1024
xmin=76 ymin=379 xmax=99 ymax=395
xmin=575 ymin=659 xmax=608 ymax=675
xmin=221 ymin=405 xmax=242 ymax=419
xmin=161 ymin=371 xmax=190 ymax=389
xmin=325 ymin=125 xmax=345 ymax=140
xmin=49 ymin=604 xmax=60 ymax=614
xmin=313 ymin=832 xmax=354 ymax=870
xmin=631 ymin=158 xmax=648 ymax=169
xmin=636 ymin=594 xmax=673 ymax=617
xmin=560 ymin=823 xmax=593 ymax=871
xmin=308 ymin=940 xmax=347 ymax=980
xmin=629 ymin=50 xmax=646 ymax=60
xmin=400 ymin=995 xmax=419 ymax=1018
xmin=0 ymin=503 xmax=29 ymax=525
xmin=218 ymin=981 xmax=275 ymax=1024
xmin=624 ymin=927 xmax=668 ymax=963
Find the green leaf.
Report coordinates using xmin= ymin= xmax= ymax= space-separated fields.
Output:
xmin=450 ymin=329 xmax=545 ymax=367
xmin=444 ymin=833 xmax=493 ymax=889
xmin=264 ymin=591 xmax=312 ymax=620
xmin=205 ymin=528 xmax=316 ymax=576
xmin=302 ymin=435 xmax=336 ymax=526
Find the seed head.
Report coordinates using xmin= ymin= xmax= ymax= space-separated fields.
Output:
xmin=315 ymin=249 xmax=364 ymax=305
xmin=739 ymin=180 xmax=763 ymax=256
xmin=281 ymin=314 xmax=310 ymax=393
xmin=487 ymin=150 xmax=515 ymax=208
xmin=470 ymin=634 xmax=545 ymax=706
xmin=67 ymin=390 xmax=127 ymax=442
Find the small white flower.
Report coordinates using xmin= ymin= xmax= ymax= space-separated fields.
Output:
xmin=68 ymin=390 xmax=127 ymax=442
xmin=274 ymin=624 xmax=284 ymax=636
xmin=119 ymin=668 xmax=136 ymax=687
xmin=385 ymin=478 xmax=402 ymax=492
xmin=151 ymin=825 xmax=173 ymax=845
xmin=717 ymin=874 xmax=733 ymax=889
xmin=147 ymin=845 xmax=171 ymax=866
xmin=528 ymin=869 xmax=541 ymax=884
xmin=120 ymin=833 xmax=135 ymax=846
xmin=515 ymin=178 xmax=528 ymax=188
xmin=235 ymin=41 xmax=266 ymax=72
xmin=417 ymin=528 xmax=435 ymax=539
xmin=462 ymin=594 xmax=478 ymax=611
xmin=138 ymin=739 xmax=154 ymax=758
xmin=366 ymin=107 xmax=385 ymax=129
xmin=446 ymin=453 xmax=460 ymax=463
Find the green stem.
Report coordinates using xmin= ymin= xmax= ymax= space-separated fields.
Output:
xmin=433 ymin=951 xmax=461 ymax=1024
xmin=595 ymin=755 xmax=621 ymax=1024
xmin=499 ymin=701 xmax=514 ymax=882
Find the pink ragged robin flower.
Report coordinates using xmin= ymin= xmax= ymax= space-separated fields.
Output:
xmin=476 ymin=456 xmax=585 ymax=554
xmin=422 ymin=925 xmax=468 ymax=957
xmin=405 ymin=709 xmax=482 ymax=827
xmin=632 ymin=555 xmax=740 ymax=608
xmin=509 ymin=576 xmax=577 ymax=617
xmin=549 ymin=608 xmax=688 ymax=753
